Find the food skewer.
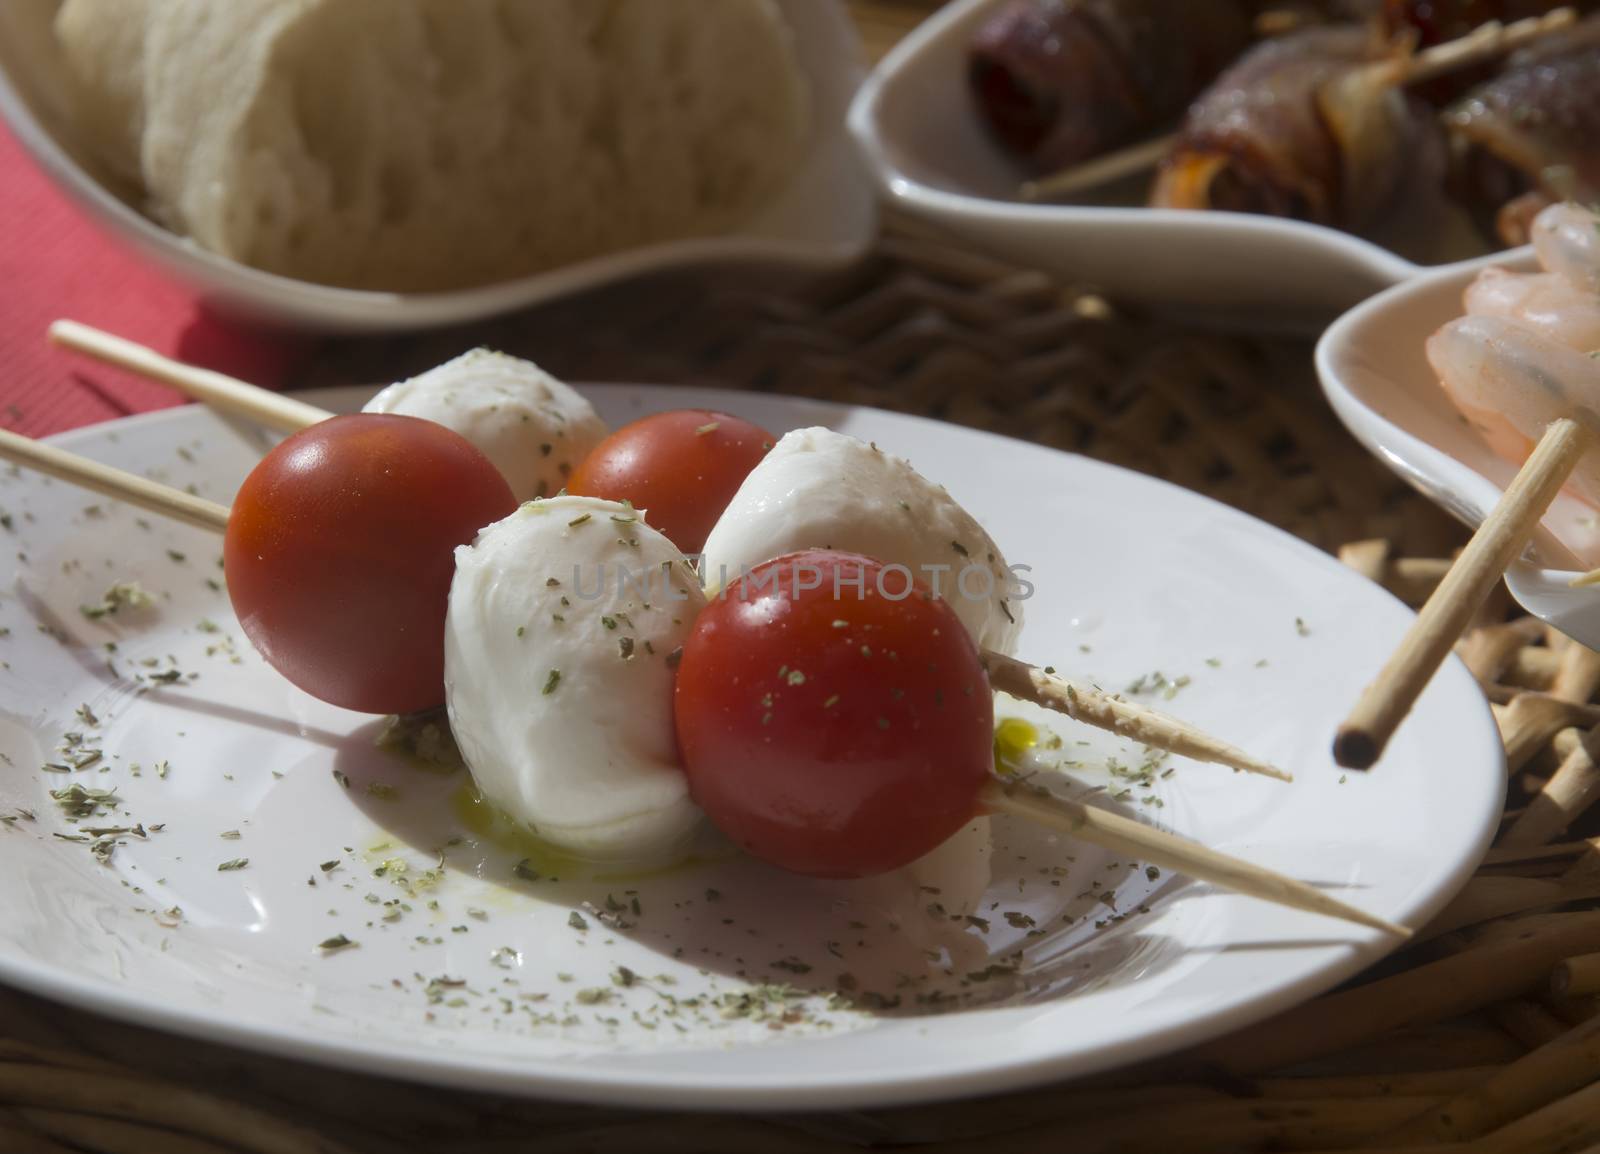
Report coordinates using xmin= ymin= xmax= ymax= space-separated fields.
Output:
xmin=969 ymin=0 xmax=1252 ymax=177
xmin=0 ymin=426 xmax=1401 ymax=934
xmin=49 ymin=320 xmax=608 ymax=506
xmin=980 ymin=777 xmax=1400 ymax=933
xmin=676 ymin=548 xmax=1405 ymax=934
xmin=1337 ymin=198 xmax=1600 ymax=768
xmin=0 ymin=425 xmax=230 ymax=533
xmin=3 ymin=413 xmax=516 ymax=715
xmin=1371 ymin=7 xmax=1576 ymax=88
xmin=699 ymin=424 xmax=1298 ymax=782
xmin=1023 ymin=9 xmax=1576 ymax=204
xmin=1148 ymin=9 xmax=1576 ymax=226
xmin=48 ymin=321 xmax=1293 ymax=782
xmin=1018 ymin=134 xmax=1176 ymax=202
xmin=981 ymin=651 xmax=1289 ymax=780
xmin=1448 ymin=15 xmax=1600 ymax=245
xmin=49 ymin=320 xmax=326 ymax=433
xmin=1384 ymin=0 xmax=1593 ymax=47
xmin=1335 ymin=418 xmax=1587 ymax=770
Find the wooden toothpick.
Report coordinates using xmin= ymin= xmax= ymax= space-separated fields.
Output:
xmin=1336 ymin=418 xmax=1586 ymax=770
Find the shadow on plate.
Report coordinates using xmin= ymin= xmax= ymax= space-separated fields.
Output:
xmin=329 ymin=721 xmax=1192 ymax=1018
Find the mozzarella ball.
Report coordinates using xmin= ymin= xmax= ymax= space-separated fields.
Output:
xmin=365 ymin=349 xmax=607 ymax=502
xmin=445 ymin=495 xmax=704 ymax=862
xmin=700 ymin=427 xmax=1023 ymax=655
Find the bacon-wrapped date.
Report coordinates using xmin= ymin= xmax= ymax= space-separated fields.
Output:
xmin=1149 ymin=27 xmax=1445 ymax=240
xmin=1446 ymin=16 xmax=1600 ymax=243
xmin=968 ymin=0 xmax=1254 ymax=171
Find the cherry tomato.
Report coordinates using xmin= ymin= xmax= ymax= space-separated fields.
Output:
xmin=673 ymin=550 xmax=994 ymax=878
xmin=567 ymin=409 xmax=772 ymax=555
xmin=224 ymin=414 xmax=516 ymax=714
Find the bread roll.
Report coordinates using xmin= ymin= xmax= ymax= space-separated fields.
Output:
xmin=55 ymin=0 xmax=808 ymax=292
xmin=53 ymin=0 xmax=149 ymax=187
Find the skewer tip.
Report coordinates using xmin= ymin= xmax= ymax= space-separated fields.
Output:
xmin=1332 ymin=726 xmax=1379 ymax=771
xmin=1369 ymin=915 xmax=1413 ymax=940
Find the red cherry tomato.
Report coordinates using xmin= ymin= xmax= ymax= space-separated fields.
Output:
xmin=224 ymin=414 xmax=516 ymax=714
xmin=567 ymin=409 xmax=772 ymax=555
xmin=673 ymin=550 xmax=994 ymax=878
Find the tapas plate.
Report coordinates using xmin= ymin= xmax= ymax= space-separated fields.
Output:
xmin=848 ymin=0 xmax=1493 ymax=331
xmin=0 ymin=386 xmax=1501 ymax=1108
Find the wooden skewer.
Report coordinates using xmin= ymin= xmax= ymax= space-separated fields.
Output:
xmin=982 ymin=779 xmax=1405 ymax=935
xmin=0 ymin=428 xmax=1393 ymax=935
xmin=1389 ymin=7 xmax=1577 ymax=89
xmin=1019 ymin=7 xmax=1576 ymax=205
xmin=0 ymin=426 xmax=228 ymax=534
xmin=1334 ymin=417 xmax=1586 ymax=770
xmin=983 ymin=650 xmax=1292 ymax=782
xmin=49 ymin=319 xmax=328 ymax=433
xmin=1324 ymin=7 xmax=1578 ymax=115
xmin=53 ymin=321 xmax=1292 ymax=784
xmin=1018 ymin=135 xmax=1176 ymax=203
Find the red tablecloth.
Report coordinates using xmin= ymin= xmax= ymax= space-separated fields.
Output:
xmin=0 ymin=123 xmax=300 ymax=438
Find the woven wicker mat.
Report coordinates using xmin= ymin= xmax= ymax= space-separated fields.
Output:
xmin=10 ymin=219 xmax=1600 ymax=1153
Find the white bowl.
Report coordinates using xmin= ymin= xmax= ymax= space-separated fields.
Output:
xmin=1317 ymin=248 xmax=1600 ymax=646
xmin=0 ymin=0 xmax=876 ymax=334
xmin=848 ymin=0 xmax=1497 ymax=331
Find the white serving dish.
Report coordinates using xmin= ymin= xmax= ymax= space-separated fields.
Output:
xmin=0 ymin=385 xmax=1501 ymax=1108
xmin=1317 ymin=248 xmax=1600 ymax=646
xmin=848 ymin=0 xmax=1500 ymax=331
xmin=0 ymin=1 xmax=876 ymax=334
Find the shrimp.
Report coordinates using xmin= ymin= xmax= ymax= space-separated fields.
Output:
xmin=1427 ymin=314 xmax=1600 ymax=508
xmin=1464 ymin=267 xmax=1600 ymax=354
xmin=1532 ymin=202 xmax=1600 ymax=296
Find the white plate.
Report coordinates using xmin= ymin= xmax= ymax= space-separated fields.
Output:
xmin=1317 ymin=250 xmax=1600 ymax=648
xmin=0 ymin=1 xmax=875 ymax=334
xmin=0 ymin=387 xmax=1501 ymax=1109
xmin=848 ymin=0 xmax=1496 ymax=331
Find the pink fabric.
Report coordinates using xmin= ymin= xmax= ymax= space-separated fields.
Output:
xmin=0 ymin=122 xmax=304 ymax=437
